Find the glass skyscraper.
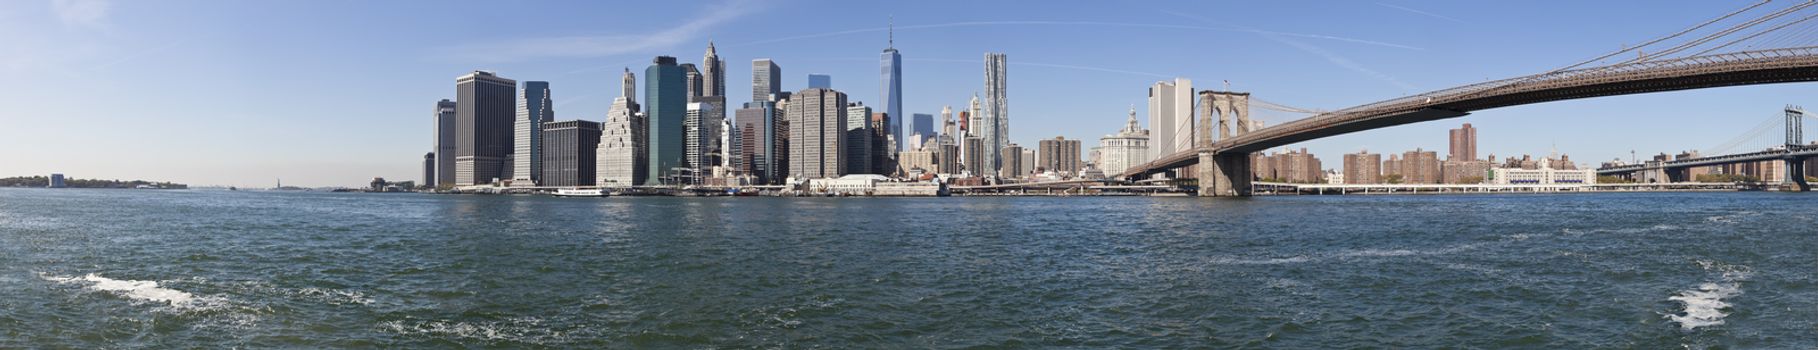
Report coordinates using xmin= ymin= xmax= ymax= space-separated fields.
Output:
xmin=881 ymin=29 xmax=903 ymax=152
xmin=645 ymin=56 xmax=687 ymax=185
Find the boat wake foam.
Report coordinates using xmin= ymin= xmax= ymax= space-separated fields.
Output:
xmin=1666 ymin=260 xmax=1751 ymax=330
xmin=41 ymin=273 xmax=203 ymax=307
xmin=1666 ymin=282 xmax=1738 ymax=330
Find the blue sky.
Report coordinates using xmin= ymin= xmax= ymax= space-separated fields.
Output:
xmin=3 ymin=0 xmax=1813 ymax=187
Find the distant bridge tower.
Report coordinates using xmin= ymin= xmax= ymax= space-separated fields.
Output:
xmin=1787 ymin=106 xmax=1810 ymax=191
xmin=1788 ymin=105 xmax=1804 ymax=147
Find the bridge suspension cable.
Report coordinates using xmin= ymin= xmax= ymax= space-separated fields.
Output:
xmin=1689 ymin=11 xmax=1818 ymax=57
xmin=1631 ymin=1 xmax=1818 ymax=63
xmin=1543 ymin=1 xmax=1770 ymax=74
xmin=1249 ymin=98 xmax=1324 ymax=114
xmin=1702 ymin=114 xmax=1785 ymax=156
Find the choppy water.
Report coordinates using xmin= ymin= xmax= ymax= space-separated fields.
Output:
xmin=1 ymin=188 xmax=1814 ymax=348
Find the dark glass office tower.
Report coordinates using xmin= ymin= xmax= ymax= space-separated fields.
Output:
xmin=645 ymin=56 xmax=687 ymax=185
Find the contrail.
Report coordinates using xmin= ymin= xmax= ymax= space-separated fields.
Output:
xmin=1375 ymin=3 xmax=1467 ymax=24
xmin=1167 ymin=12 xmax=1419 ymax=92
xmin=906 ymin=58 xmax=1174 ymax=79
xmin=1268 ymin=34 xmax=1417 ymax=92
xmin=732 ymin=20 xmax=1423 ymax=51
xmin=1162 ymin=11 xmax=1424 ymax=50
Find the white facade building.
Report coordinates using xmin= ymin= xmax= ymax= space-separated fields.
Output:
xmin=512 ymin=81 xmax=553 ymax=186
xmin=1097 ymin=106 xmax=1152 ymax=175
xmin=1489 ymin=162 xmax=1596 ymax=185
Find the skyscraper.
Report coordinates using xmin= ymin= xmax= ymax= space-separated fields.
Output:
xmin=981 ymin=53 xmax=1010 ymax=175
xmin=513 ymin=81 xmax=553 ymax=185
xmin=454 ymin=71 xmax=517 ymax=185
xmin=1148 ymin=78 xmax=1193 ymax=161
xmin=540 ymin=120 xmax=602 ymax=187
xmin=1039 ymin=136 xmax=1082 ymax=174
xmin=752 ymin=59 xmax=781 ymax=103
xmin=681 ymin=63 xmax=703 ymax=101
xmin=808 ymin=74 xmax=831 ymax=89
xmin=910 ymin=113 xmax=934 ymax=144
xmin=881 ymin=23 xmax=904 ymax=151
xmin=422 ymin=152 xmax=435 ymax=187
xmin=432 ymin=99 xmax=456 ymax=187
xmin=845 ymin=103 xmax=874 ymax=175
xmin=962 ymin=136 xmax=985 ymax=176
xmin=1000 ymin=143 xmax=1025 ymax=178
xmin=940 ymin=105 xmax=956 ymax=142
xmin=872 ymin=112 xmax=894 ymax=175
xmin=598 ymin=68 xmax=645 ymax=187
xmin=787 ymin=88 xmax=848 ymax=179
xmin=685 ymin=96 xmax=727 ymax=173
xmin=735 ymin=102 xmax=781 ymax=183
xmin=702 ymin=42 xmax=725 ymax=96
xmin=1449 ymin=123 xmax=1478 ymax=161
xmin=646 ymin=56 xmax=687 ymax=185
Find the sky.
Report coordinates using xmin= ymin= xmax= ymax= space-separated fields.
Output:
xmin=3 ymin=0 xmax=1815 ymax=187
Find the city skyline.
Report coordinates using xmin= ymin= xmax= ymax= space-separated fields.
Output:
xmin=6 ymin=0 xmax=1816 ymax=187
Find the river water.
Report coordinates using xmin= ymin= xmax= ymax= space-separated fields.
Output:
xmin=0 ymin=188 xmax=1813 ymax=348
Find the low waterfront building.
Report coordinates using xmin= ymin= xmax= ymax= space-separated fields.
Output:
xmin=1489 ymin=163 xmax=1596 ymax=185
xmin=48 ymin=173 xmax=66 ymax=188
xmin=808 ymin=174 xmax=890 ymax=195
xmin=874 ymin=181 xmax=944 ymax=196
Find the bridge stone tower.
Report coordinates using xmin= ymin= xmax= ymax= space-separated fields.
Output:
xmin=1196 ymin=90 xmax=1255 ymax=197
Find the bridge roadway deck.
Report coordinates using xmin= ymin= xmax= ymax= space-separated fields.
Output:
xmin=1597 ymin=145 xmax=1818 ymax=174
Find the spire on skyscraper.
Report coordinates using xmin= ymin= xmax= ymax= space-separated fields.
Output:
xmin=888 ymin=15 xmax=894 ymax=49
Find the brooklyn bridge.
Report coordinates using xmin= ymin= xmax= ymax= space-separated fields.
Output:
xmin=1119 ymin=0 xmax=1818 ymax=196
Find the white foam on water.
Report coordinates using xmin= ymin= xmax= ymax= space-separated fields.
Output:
xmin=1703 ymin=211 xmax=1755 ymax=224
xmin=1667 ymin=282 xmax=1739 ymax=330
xmin=378 ymin=317 xmax=572 ymax=345
xmin=41 ymin=273 xmax=198 ymax=307
xmin=298 ymin=287 xmax=374 ymax=306
xmin=1666 ymin=260 xmax=1752 ymax=331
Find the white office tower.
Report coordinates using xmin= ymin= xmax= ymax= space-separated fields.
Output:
xmin=1147 ymin=78 xmax=1192 ymax=160
xmin=512 ymin=81 xmax=553 ymax=186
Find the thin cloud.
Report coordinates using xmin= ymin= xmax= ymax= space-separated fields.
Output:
xmin=1375 ymin=3 xmax=1467 ymax=23
xmin=88 ymin=40 xmax=181 ymax=72
xmin=439 ymin=0 xmax=759 ymax=63
xmin=734 ymin=20 xmax=1422 ymax=51
xmin=51 ymin=0 xmax=109 ymax=29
